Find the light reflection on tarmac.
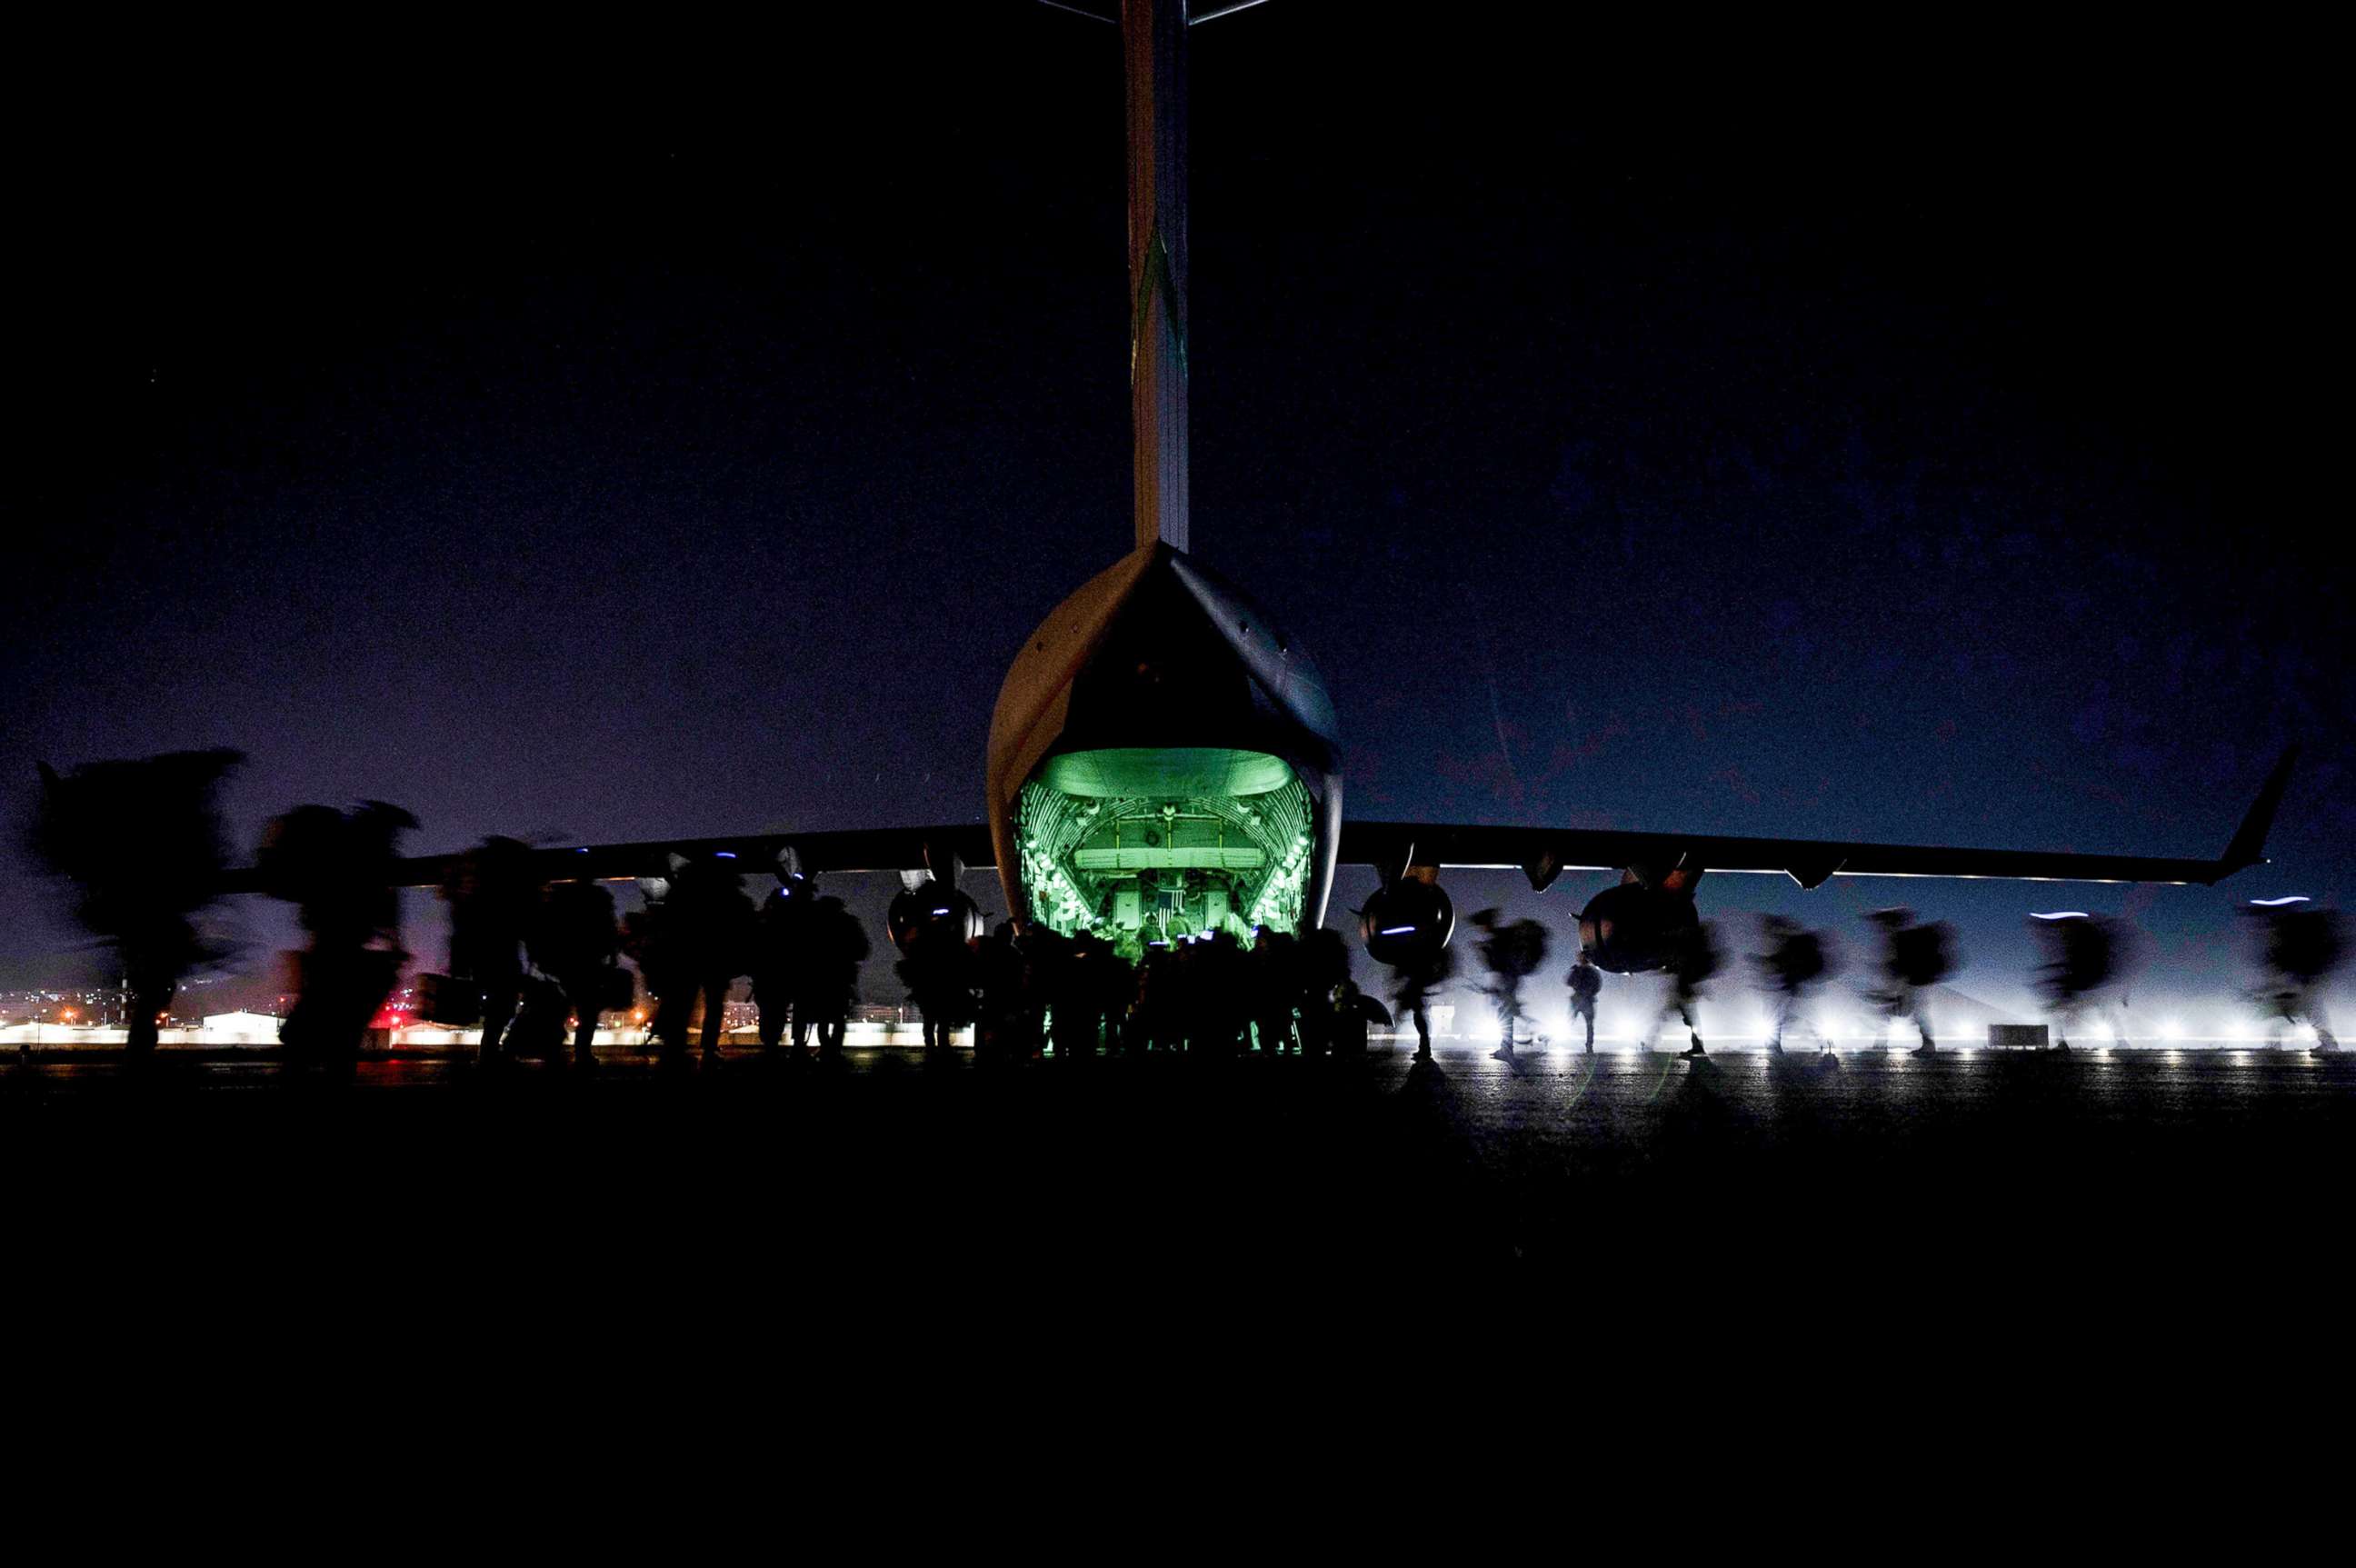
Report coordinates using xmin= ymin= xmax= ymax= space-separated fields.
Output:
xmin=6 ymin=1037 xmax=2346 ymax=1095
xmin=9 ymin=1041 xmax=2351 ymax=1307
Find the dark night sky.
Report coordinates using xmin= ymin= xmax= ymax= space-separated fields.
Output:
xmin=5 ymin=7 xmax=2345 ymax=1024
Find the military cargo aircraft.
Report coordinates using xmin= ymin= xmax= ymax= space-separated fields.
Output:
xmin=351 ymin=0 xmax=2297 ymax=978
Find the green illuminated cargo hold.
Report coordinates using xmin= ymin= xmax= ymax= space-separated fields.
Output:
xmin=987 ymin=543 xmax=1344 ymax=953
xmin=1017 ymin=747 xmax=1313 ymax=954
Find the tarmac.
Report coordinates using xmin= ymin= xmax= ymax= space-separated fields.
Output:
xmin=10 ymin=1040 xmax=2350 ymax=1308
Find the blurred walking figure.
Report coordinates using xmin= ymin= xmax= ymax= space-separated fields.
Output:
xmin=531 ymin=880 xmax=624 ymax=1066
xmin=1391 ymin=946 xmax=1455 ymax=1064
xmin=1754 ymin=916 xmax=1835 ymax=1054
xmin=1566 ymin=953 xmax=1602 ymax=1054
xmin=30 ymin=749 xmax=243 ymax=1062
xmin=259 ymin=801 xmax=417 ymax=1069
xmin=2032 ymin=913 xmax=2136 ymax=1050
xmin=1472 ymin=908 xmax=1549 ymax=1063
xmin=1866 ymin=908 xmax=1956 ymax=1056
xmin=2247 ymin=903 xmax=2345 ymax=1054
xmin=800 ymin=894 xmax=868 ymax=1059
xmin=1649 ymin=921 xmax=1722 ymax=1060
xmin=441 ymin=837 xmax=542 ymax=1066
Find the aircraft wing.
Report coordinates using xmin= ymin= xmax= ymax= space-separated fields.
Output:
xmin=1340 ymin=747 xmax=2298 ymax=892
xmin=218 ymin=748 xmax=2294 ymax=900
xmin=219 ymin=824 xmax=997 ymax=894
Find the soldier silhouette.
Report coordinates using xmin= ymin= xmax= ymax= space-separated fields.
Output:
xmin=1650 ymin=921 xmax=1722 ymax=1060
xmin=622 ymin=875 xmax=692 ymax=1063
xmin=1086 ymin=934 xmax=1133 ymax=1055
xmin=1392 ymin=944 xmax=1456 ymax=1064
xmin=1126 ymin=944 xmax=1173 ymax=1054
xmin=754 ymin=867 xmax=815 ymax=1055
xmin=1866 ymin=909 xmax=1956 ymax=1055
xmin=1330 ymin=979 xmax=1388 ymax=1056
xmin=1024 ymin=927 xmax=1080 ymax=1058
xmin=1472 ymin=908 xmax=1549 ymax=1063
xmin=441 ymin=836 xmax=541 ymax=1066
xmin=901 ymin=912 xmax=979 ymax=1054
xmin=1755 ymin=915 xmax=1835 ymax=1054
xmin=30 ymin=749 xmax=243 ymax=1063
xmin=976 ymin=922 xmax=1028 ymax=1063
xmin=2248 ymin=904 xmax=2345 ymax=1054
xmin=259 ymin=801 xmax=416 ymax=1070
xmin=1296 ymin=927 xmax=1353 ymax=1058
xmin=666 ymin=855 xmax=755 ymax=1063
xmin=799 ymin=894 xmax=868 ymax=1060
xmin=530 ymin=879 xmax=624 ymax=1067
xmin=1193 ymin=929 xmax=1250 ymax=1058
xmin=1567 ymin=953 xmax=1602 ymax=1054
xmin=2032 ymin=914 xmax=2134 ymax=1051
xmin=1249 ymin=929 xmax=1300 ymax=1057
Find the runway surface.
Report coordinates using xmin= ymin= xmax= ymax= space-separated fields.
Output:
xmin=10 ymin=1042 xmax=2349 ymax=1312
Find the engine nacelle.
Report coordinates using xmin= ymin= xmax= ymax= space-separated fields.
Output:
xmin=1576 ymin=882 xmax=1702 ymax=975
xmin=1360 ymin=877 xmax=1455 ymax=969
xmin=886 ymin=882 xmax=984 ymax=954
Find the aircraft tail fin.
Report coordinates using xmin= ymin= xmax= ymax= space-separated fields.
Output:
xmin=2215 ymin=744 xmax=2299 ymax=880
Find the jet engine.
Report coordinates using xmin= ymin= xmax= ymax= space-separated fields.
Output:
xmin=1576 ymin=882 xmax=1702 ymax=975
xmin=886 ymin=881 xmax=985 ymax=954
xmin=1360 ymin=875 xmax=1455 ymax=969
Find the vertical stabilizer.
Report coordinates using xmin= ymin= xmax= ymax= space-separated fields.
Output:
xmin=1125 ymin=0 xmax=1189 ymax=553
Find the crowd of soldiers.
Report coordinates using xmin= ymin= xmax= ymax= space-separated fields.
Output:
xmin=437 ymin=846 xmax=873 ymax=1068
xmin=947 ymin=924 xmax=1383 ymax=1063
xmin=430 ymin=847 xmax=2347 ymax=1067
xmin=27 ymin=754 xmax=2342 ymax=1073
xmin=434 ymin=846 xmax=1418 ymax=1066
xmin=902 ymin=923 xmax=1388 ymax=1062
